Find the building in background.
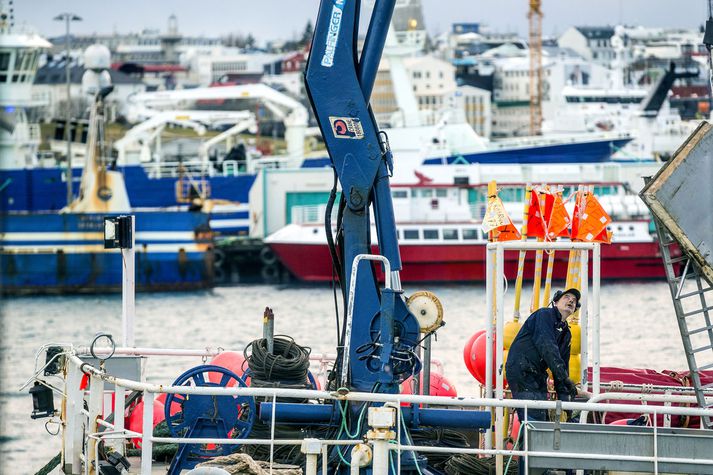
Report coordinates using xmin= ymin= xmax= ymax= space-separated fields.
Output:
xmin=33 ymin=52 xmax=145 ymax=122
xmin=558 ymin=26 xmax=619 ymax=66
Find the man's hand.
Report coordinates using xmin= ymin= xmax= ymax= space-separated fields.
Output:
xmin=563 ymin=378 xmax=578 ymax=400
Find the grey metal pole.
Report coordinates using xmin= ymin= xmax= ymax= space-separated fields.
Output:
xmin=122 ymin=216 xmax=136 ymax=347
xmin=63 ymin=15 xmax=72 ymax=205
xmin=423 ymin=335 xmax=432 ymax=398
xmin=54 ymin=13 xmax=81 ymax=206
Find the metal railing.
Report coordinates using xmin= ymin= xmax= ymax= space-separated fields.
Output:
xmin=52 ymin=344 xmax=713 ymax=475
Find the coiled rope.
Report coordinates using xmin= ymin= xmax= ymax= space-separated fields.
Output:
xmin=244 ymin=336 xmax=311 ymax=387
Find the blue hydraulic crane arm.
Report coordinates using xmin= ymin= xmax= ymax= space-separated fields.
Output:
xmin=305 ymin=0 xmax=419 ymax=394
xmin=359 ymin=0 xmax=403 ymax=274
xmin=305 ymin=0 xmax=383 ymax=214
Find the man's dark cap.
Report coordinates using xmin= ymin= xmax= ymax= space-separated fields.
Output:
xmin=554 ymin=288 xmax=581 ymax=306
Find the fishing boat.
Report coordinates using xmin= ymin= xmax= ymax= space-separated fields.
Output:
xmin=0 ymin=22 xmax=215 ymax=294
xmin=264 ymin=180 xmax=673 ymax=283
xmin=1 ymin=210 xmax=214 ymax=293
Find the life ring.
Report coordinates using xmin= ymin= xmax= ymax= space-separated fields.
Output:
xmin=214 ymin=266 xmax=225 ymax=283
xmin=213 ymin=249 xmax=225 ymax=268
xmin=259 ymin=247 xmax=278 ymax=266
xmin=261 ymin=264 xmax=279 ymax=282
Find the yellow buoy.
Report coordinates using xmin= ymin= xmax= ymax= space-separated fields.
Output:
xmin=569 ymin=320 xmax=581 ymax=354
xmin=569 ymin=354 xmax=581 ymax=383
xmin=503 ymin=320 xmax=522 ymax=350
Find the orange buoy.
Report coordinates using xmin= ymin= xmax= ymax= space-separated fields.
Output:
xmin=127 ymin=398 xmax=166 ymax=448
xmin=207 ymin=351 xmax=249 ymax=386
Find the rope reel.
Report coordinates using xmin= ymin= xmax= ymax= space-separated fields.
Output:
xmin=164 ymin=365 xmax=256 ymax=474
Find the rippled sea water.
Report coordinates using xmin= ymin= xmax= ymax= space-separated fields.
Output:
xmin=0 ymin=281 xmax=687 ymax=474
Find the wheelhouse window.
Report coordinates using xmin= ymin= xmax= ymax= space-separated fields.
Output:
xmin=462 ymin=229 xmax=479 ymax=240
xmin=423 ymin=229 xmax=439 ymax=240
xmin=443 ymin=229 xmax=459 ymax=240
xmin=392 ymin=190 xmax=408 ymax=199
xmin=403 ymin=229 xmax=419 ymax=240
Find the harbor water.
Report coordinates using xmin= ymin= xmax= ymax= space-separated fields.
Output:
xmin=0 ymin=281 xmax=688 ymax=474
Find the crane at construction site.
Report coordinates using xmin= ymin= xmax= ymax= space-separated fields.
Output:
xmin=528 ymin=0 xmax=543 ymax=135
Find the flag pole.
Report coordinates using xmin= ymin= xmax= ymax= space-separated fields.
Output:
xmin=512 ymin=184 xmax=531 ymax=321
xmin=541 ymin=185 xmax=559 ymax=307
xmin=530 ymin=185 xmax=545 ymax=312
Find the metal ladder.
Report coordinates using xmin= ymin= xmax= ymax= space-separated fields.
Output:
xmin=653 ymin=218 xmax=713 ymax=428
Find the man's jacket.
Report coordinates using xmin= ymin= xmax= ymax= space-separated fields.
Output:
xmin=505 ymin=306 xmax=571 ymax=399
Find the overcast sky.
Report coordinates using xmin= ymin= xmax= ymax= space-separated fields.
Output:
xmin=14 ymin=0 xmax=709 ymax=44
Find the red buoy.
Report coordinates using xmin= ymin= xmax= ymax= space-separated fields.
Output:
xmin=510 ymin=412 xmax=521 ymax=445
xmin=156 ymin=393 xmax=181 ymax=417
xmin=609 ymin=418 xmax=634 ymax=426
xmin=127 ymin=398 xmax=166 ymax=448
xmin=471 ymin=333 xmax=508 ymax=386
xmin=463 ymin=330 xmax=485 ymax=379
xmin=400 ymin=372 xmax=457 ymax=406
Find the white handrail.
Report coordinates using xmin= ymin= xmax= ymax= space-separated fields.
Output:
xmin=341 ymin=254 xmax=393 ymax=388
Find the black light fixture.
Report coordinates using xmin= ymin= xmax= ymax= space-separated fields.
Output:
xmin=103 ymin=215 xmax=133 ymax=249
xmin=98 ymin=449 xmax=131 ymax=475
xmin=30 ymin=381 xmax=55 ymax=419
xmin=44 ymin=346 xmax=64 ymax=376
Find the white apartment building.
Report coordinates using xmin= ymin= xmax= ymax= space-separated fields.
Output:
xmin=456 ymin=85 xmax=491 ymax=138
xmin=371 ymin=55 xmax=455 ymax=126
xmin=369 ymin=53 xmax=491 ymax=135
xmin=487 ymin=45 xmax=533 ymax=137
xmin=183 ymin=49 xmax=280 ymax=85
xmin=407 ymin=55 xmax=457 ymax=123
xmin=557 ymin=26 xmax=621 ymax=67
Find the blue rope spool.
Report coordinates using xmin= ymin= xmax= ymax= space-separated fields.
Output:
xmin=164 ymin=364 xmax=255 ymax=474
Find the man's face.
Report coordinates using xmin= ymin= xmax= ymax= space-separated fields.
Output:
xmin=555 ymin=292 xmax=578 ymax=319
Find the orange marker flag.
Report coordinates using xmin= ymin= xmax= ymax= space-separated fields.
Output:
xmin=482 ymin=194 xmax=522 ymax=241
xmin=547 ymin=192 xmax=571 ymax=240
xmin=526 ymin=189 xmax=547 ymax=238
xmin=592 ymin=227 xmax=613 ymax=244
